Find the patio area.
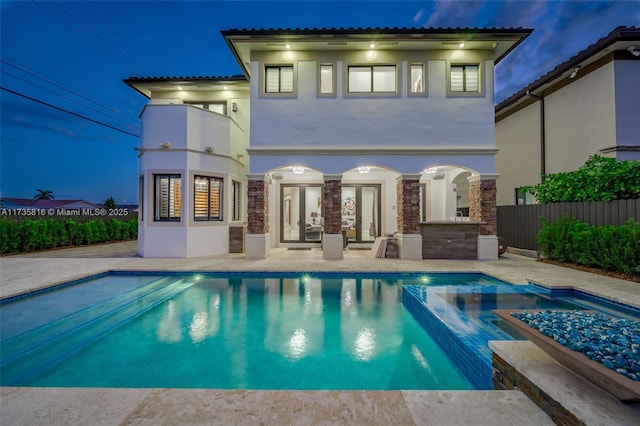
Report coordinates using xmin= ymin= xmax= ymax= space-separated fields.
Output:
xmin=1 ymin=241 xmax=639 ymax=425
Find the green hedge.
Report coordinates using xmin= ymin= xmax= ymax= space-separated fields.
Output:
xmin=0 ymin=218 xmax=138 ymax=254
xmin=537 ymin=215 xmax=640 ymax=275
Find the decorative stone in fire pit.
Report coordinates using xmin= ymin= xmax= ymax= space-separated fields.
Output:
xmin=493 ymin=309 xmax=640 ymax=403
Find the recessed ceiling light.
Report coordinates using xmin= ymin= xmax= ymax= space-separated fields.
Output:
xmin=223 ymin=85 xmax=228 ymax=90
xmin=285 ymin=44 xmax=291 ymax=49
xmin=459 ymin=42 xmax=465 ymax=48
xmin=370 ymin=42 xmax=375 ymax=49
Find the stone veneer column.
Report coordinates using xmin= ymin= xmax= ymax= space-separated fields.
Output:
xmin=396 ymin=174 xmax=422 ymax=260
xmin=468 ymin=174 xmax=499 ymax=260
xmin=245 ymin=174 xmax=270 ymax=259
xmin=322 ymin=175 xmax=343 ymax=260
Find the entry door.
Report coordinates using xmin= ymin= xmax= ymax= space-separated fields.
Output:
xmin=281 ymin=185 xmax=323 ymax=243
xmin=341 ymin=185 xmax=381 ymax=243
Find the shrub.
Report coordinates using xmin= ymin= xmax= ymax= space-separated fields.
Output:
xmin=0 ymin=218 xmax=138 ymax=254
xmin=524 ymin=155 xmax=640 ymax=203
xmin=538 ymin=215 xmax=640 ymax=275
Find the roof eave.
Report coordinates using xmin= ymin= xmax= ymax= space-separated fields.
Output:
xmin=496 ymin=26 xmax=640 ymax=114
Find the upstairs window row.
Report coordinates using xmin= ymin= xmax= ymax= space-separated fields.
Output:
xmin=263 ymin=62 xmax=480 ymax=96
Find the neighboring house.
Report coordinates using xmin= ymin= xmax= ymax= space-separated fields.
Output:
xmin=124 ymin=26 xmax=532 ymax=259
xmin=0 ymin=197 xmax=104 ymax=212
xmin=495 ymin=26 xmax=640 ymax=206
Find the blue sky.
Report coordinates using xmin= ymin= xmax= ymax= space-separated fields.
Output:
xmin=1 ymin=1 xmax=639 ymax=204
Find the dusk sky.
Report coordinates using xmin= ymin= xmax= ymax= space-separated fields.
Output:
xmin=1 ymin=1 xmax=638 ymax=204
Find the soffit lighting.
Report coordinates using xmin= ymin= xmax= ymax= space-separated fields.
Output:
xmin=357 ymin=166 xmax=371 ymax=174
xmin=292 ymin=166 xmax=305 ymax=174
xmin=459 ymin=42 xmax=465 ymax=48
xmin=285 ymin=44 xmax=291 ymax=49
xmin=223 ymin=85 xmax=229 ymax=90
xmin=369 ymin=42 xmax=375 ymax=49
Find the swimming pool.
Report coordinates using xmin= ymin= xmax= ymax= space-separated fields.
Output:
xmin=2 ymin=271 xmax=637 ymax=390
xmin=1 ymin=272 xmax=496 ymax=390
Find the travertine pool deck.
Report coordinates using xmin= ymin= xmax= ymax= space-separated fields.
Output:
xmin=1 ymin=241 xmax=638 ymax=425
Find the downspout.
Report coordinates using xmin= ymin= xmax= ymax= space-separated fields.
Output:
xmin=526 ymin=90 xmax=546 ymax=177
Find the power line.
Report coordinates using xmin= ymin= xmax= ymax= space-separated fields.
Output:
xmin=75 ymin=0 xmax=161 ymax=72
xmin=1 ymin=65 xmax=139 ymax=131
xmin=1 ymin=86 xmax=140 ymax=138
xmin=50 ymin=1 xmax=151 ymax=73
xmin=30 ymin=0 xmax=135 ymax=74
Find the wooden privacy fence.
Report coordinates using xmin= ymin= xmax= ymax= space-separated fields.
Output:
xmin=497 ymin=199 xmax=640 ymax=251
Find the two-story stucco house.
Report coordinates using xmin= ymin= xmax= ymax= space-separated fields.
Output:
xmin=495 ymin=26 xmax=640 ymax=206
xmin=124 ymin=26 xmax=532 ymax=260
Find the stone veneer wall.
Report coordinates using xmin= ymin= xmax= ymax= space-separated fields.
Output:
xmin=420 ymin=223 xmax=479 ymax=259
xmin=492 ymin=353 xmax=581 ymax=425
xmin=397 ymin=178 xmax=421 ymax=234
xmin=323 ymin=179 xmax=342 ymax=234
xmin=469 ymin=178 xmax=497 ymax=235
xmin=228 ymin=225 xmax=246 ymax=253
xmin=247 ymin=179 xmax=268 ymax=234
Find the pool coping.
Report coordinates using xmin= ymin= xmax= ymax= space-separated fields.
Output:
xmin=1 ymin=247 xmax=638 ymax=424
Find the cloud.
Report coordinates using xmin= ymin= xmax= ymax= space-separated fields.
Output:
xmin=413 ymin=8 xmax=424 ymax=24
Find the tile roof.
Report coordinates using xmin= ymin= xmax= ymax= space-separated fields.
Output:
xmin=220 ymin=26 xmax=533 ymax=35
xmin=123 ymin=75 xmax=247 ymax=83
xmin=496 ymin=26 xmax=640 ymax=112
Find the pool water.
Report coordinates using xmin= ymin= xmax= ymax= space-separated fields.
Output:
xmin=0 ymin=272 xmax=480 ymax=390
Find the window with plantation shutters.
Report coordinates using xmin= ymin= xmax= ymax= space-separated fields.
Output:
xmin=265 ymin=66 xmax=293 ymax=93
xmin=231 ymin=180 xmax=241 ymax=221
xmin=194 ymin=176 xmax=223 ymax=221
xmin=450 ymin=65 xmax=479 ymax=92
xmin=154 ymin=174 xmax=181 ymax=221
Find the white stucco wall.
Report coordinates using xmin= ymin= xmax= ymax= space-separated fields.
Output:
xmin=545 ymin=62 xmax=617 ymax=174
xmin=249 ymin=50 xmax=497 ymax=176
xmin=137 ymin=102 xmax=249 ymax=258
xmin=495 ymin=102 xmax=542 ymax=206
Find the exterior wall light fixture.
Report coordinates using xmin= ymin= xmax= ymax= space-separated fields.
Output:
xmin=160 ymin=141 xmax=171 ymax=149
xmin=569 ymin=66 xmax=581 ymax=79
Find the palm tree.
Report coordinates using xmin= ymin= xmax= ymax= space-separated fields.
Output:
xmin=34 ymin=189 xmax=54 ymax=200
xmin=103 ymin=196 xmax=116 ymax=209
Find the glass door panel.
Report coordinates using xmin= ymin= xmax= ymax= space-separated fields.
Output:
xmin=281 ymin=185 xmax=323 ymax=243
xmin=304 ymin=186 xmax=322 ymax=242
xmin=360 ymin=186 xmax=379 ymax=242
xmin=341 ymin=185 xmax=380 ymax=243
xmin=341 ymin=186 xmax=357 ymax=243
xmin=282 ymin=186 xmax=300 ymax=241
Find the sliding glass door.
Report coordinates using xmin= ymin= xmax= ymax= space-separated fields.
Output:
xmin=280 ymin=185 xmax=323 ymax=243
xmin=341 ymin=185 xmax=381 ymax=243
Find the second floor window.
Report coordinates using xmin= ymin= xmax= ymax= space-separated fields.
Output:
xmin=265 ymin=66 xmax=293 ymax=93
xmin=410 ymin=64 xmax=425 ymax=94
xmin=348 ymin=65 xmax=396 ymax=93
xmin=194 ymin=176 xmax=223 ymax=221
xmin=450 ymin=64 xmax=479 ymax=92
xmin=319 ymin=64 xmax=334 ymax=94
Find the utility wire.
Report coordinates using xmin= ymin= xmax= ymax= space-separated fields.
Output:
xmin=50 ymin=1 xmax=151 ymax=73
xmin=1 ymin=86 xmax=140 ymax=138
xmin=75 ymin=0 xmax=161 ymax=72
xmin=31 ymin=0 xmax=135 ymax=74
xmin=1 ymin=57 xmax=139 ymax=128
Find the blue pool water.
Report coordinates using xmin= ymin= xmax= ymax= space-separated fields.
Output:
xmin=2 ymin=271 xmax=638 ymax=390
xmin=1 ymin=272 xmax=494 ymax=390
